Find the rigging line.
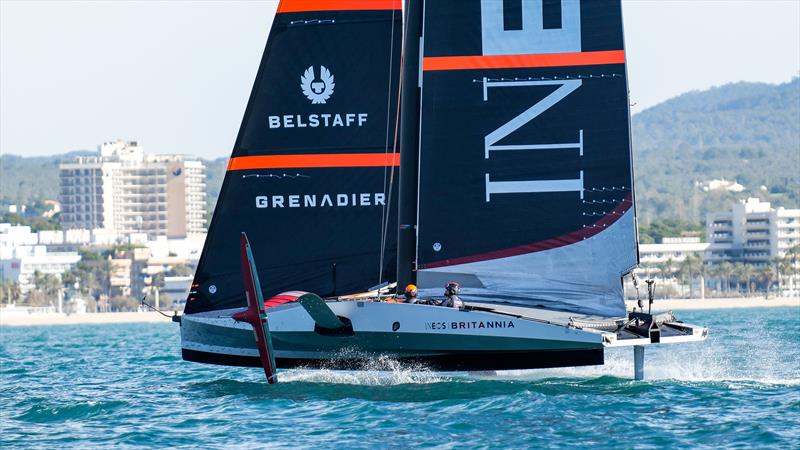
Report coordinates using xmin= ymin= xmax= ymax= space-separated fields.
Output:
xmin=378 ymin=4 xmax=398 ymax=286
xmin=378 ymin=2 xmax=407 ymax=287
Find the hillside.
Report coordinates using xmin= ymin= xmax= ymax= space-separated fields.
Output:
xmin=631 ymin=78 xmax=800 ymax=223
xmin=0 ymin=152 xmax=228 ymax=215
xmin=2 ymin=79 xmax=798 ymax=223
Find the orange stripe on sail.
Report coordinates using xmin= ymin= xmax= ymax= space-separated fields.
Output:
xmin=277 ymin=0 xmax=401 ymax=13
xmin=227 ymin=153 xmax=401 ymax=171
xmin=422 ymin=50 xmax=626 ymax=71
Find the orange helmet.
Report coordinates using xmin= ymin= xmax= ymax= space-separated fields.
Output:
xmin=404 ymin=284 xmax=418 ymax=297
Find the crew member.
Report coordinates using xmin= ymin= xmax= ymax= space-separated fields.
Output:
xmin=442 ymin=282 xmax=463 ymax=309
xmin=403 ymin=284 xmax=418 ymax=304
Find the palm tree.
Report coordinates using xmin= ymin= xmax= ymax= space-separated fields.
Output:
xmin=778 ymin=245 xmax=800 ymax=296
xmin=758 ymin=266 xmax=776 ymax=299
xmin=717 ymin=261 xmax=734 ymax=295
xmin=678 ymin=254 xmax=703 ymax=298
xmin=25 ymin=271 xmax=63 ymax=307
xmin=660 ymin=258 xmax=676 ymax=281
xmin=737 ymin=263 xmax=757 ymax=296
xmin=0 ymin=280 xmax=21 ymax=305
xmin=731 ymin=263 xmax=746 ymax=295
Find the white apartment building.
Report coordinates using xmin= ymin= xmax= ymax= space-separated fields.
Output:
xmin=639 ymin=237 xmax=710 ymax=266
xmin=0 ymin=225 xmax=81 ymax=293
xmin=706 ymin=198 xmax=800 ymax=266
xmin=59 ymin=140 xmax=207 ymax=239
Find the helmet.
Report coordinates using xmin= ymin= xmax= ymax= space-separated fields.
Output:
xmin=404 ymin=284 xmax=418 ymax=298
xmin=445 ymin=281 xmax=460 ymax=296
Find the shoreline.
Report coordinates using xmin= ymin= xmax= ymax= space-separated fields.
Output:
xmin=1 ymin=297 xmax=797 ymax=326
xmin=1 ymin=311 xmax=173 ymax=327
xmin=626 ymin=296 xmax=799 ymax=311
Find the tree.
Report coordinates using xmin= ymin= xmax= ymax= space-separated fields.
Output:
xmin=108 ymin=295 xmax=139 ymax=312
xmin=659 ymin=258 xmax=677 ymax=281
xmin=165 ymin=264 xmax=193 ymax=277
xmin=733 ymin=263 xmax=757 ymax=296
xmin=776 ymin=245 xmax=800 ymax=296
xmin=717 ymin=261 xmax=734 ymax=294
xmin=23 ymin=270 xmax=62 ymax=307
xmin=0 ymin=280 xmax=22 ymax=305
xmin=758 ymin=266 xmax=776 ymax=299
xmin=63 ymin=249 xmax=111 ymax=301
xmin=678 ymin=254 xmax=703 ymax=298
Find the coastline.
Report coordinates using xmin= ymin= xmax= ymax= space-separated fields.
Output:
xmin=1 ymin=297 xmax=797 ymax=326
xmin=1 ymin=311 xmax=173 ymax=327
xmin=626 ymin=296 xmax=799 ymax=311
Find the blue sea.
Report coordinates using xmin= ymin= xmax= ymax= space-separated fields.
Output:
xmin=1 ymin=307 xmax=799 ymax=449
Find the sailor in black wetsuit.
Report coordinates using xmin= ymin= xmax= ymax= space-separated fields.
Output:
xmin=442 ymin=282 xmax=464 ymax=309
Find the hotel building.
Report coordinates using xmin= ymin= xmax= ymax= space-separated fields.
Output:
xmin=59 ymin=140 xmax=207 ymax=239
xmin=706 ymin=198 xmax=800 ymax=266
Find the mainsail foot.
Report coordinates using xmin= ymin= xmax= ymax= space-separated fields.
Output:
xmin=233 ymin=233 xmax=278 ymax=384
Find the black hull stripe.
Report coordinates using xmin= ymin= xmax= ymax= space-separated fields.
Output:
xmin=182 ymin=348 xmax=603 ymax=371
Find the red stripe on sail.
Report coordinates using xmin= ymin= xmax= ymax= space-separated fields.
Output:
xmin=421 ymin=195 xmax=633 ymax=269
xmin=422 ymin=50 xmax=625 ymax=71
xmin=227 ymin=153 xmax=400 ymax=171
xmin=277 ymin=0 xmax=401 ymax=13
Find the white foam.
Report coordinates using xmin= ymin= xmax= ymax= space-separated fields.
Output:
xmin=276 ymin=355 xmax=449 ymax=385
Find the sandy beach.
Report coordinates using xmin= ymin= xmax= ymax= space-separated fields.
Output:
xmin=626 ymin=296 xmax=800 ymax=311
xmin=1 ymin=311 xmax=174 ymax=327
xmin=1 ymin=297 xmax=797 ymax=326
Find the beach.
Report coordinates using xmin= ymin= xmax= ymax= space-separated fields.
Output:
xmin=625 ymin=296 xmax=800 ymax=311
xmin=1 ymin=297 xmax=797 ymax=326
xmin=0 ymin=311 xmax=173 ymax=326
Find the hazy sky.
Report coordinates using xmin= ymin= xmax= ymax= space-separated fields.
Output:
xmin=1 ymin=0 xmax=798 ymax=159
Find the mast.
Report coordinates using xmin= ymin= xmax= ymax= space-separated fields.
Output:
xmin=396 ymin=0 xmax=423 ymax=289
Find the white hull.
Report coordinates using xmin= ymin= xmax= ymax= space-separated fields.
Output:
xmin=180 ymin=299 xmax=707 ymax=371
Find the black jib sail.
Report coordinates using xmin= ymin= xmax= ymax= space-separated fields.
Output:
xmin=185 ymin=0 xmax=402 ymax=314
xmin=414 ymin=0 xmax=638 ymax=316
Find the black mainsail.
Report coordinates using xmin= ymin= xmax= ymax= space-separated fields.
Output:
xmin=186 ymin=0 xmax=403 ymax=314
xmin=412 ymin=0 xmax=638 ymax=316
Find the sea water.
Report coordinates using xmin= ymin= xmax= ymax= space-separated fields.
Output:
xmin=1 ymin=307 xmax=798 ymax=449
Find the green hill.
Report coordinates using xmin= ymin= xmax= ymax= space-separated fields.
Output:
xmin=0 ymin=152 xmax=228 ymax=216
xmin=631 ymin=78 xmax=800 ymax=224
xmin=0 ymin=151 xmax=93 ymax=205
xmin=2 ymin=79 xmax=798 ymax=224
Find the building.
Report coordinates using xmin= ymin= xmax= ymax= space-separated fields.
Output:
xmin=697 ymin=178 xmax=745 ymax=193
xmin=0 ymin=224 xmax=82 ymax=293
xmin=59 ymin=139 xmax=207 ymax=239
xmin=706 ymin=198 xmax=800 ymax=266
xmin=639 ymin=237 xmax=710 ymax=266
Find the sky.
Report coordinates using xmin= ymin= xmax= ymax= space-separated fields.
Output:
xmin=1 ymin=0 xmax=798 ymax=159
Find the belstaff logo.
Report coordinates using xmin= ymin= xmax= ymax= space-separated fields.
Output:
xmin=300 ymin=66 xmax=334 ymax=104
xmin=269 ymin=65 xmax=366 ymax=129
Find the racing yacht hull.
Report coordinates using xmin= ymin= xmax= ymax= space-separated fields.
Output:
xmin=180 ymin=300 xmax=707 ymax=371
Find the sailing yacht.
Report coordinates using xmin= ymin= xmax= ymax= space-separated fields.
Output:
xmin=178 ymin=0 xmax=707 ymax=380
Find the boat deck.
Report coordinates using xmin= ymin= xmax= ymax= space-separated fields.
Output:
xmin=465 ymin=301 xmax=625 ymax=330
